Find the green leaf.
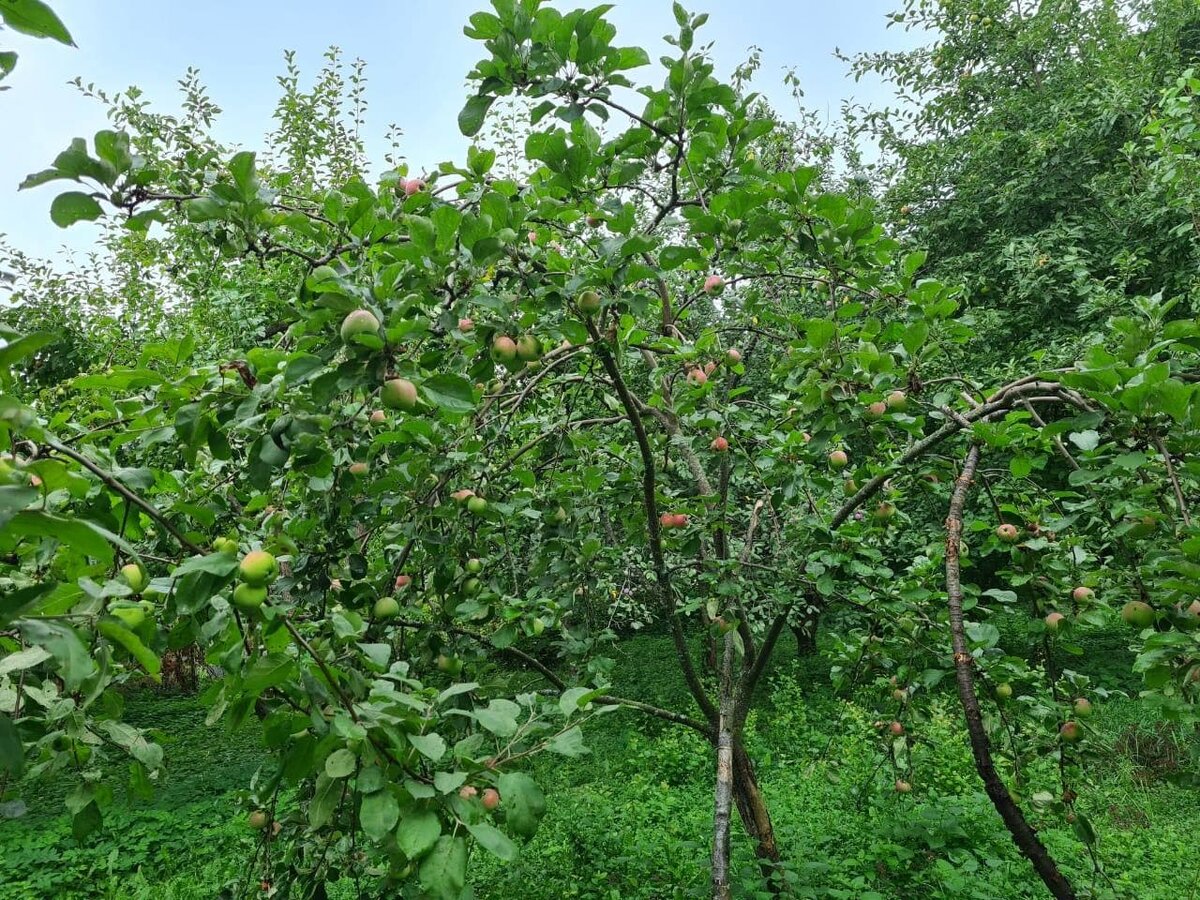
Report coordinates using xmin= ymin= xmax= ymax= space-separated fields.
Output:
xmin=397 ymin=808 xmax=441 ymax=859
xmin=229 ymin=151 xmax=257 ymax=199
xmin=171 ymin=552 xmax=240 ymax=579
xmin=0 ymin=51 xmax=16 ymax=81
xmin=419 ymin=835 xmax=467 ymax=899
xmin=458 ymin=94 xmax=496 ymax=137
xmin=612 ymin=45 xmax=650 ymax=70
xmin=96 ymin=720 xmax=162 ymax=769
xmin=0 ymin=0 xmax=74 ymax=44
xmin=308 ymin=772 xmax=341 ymax=829
xmin=241 ymin=654 xmax=297 ymax=698
xmin=558 ymin=687 xmax=596 ymax=715
xmin=0 ymin=331 xmax=56 ymax=371
xmin=546 ymin=726 xmax=588 ymax=756
xmin=902 ymin=320 xmax=928 ymax=356
xmin=475 ymin=699 xmax=520 ymax=737
xmin=93 ymin=130 xmax=131 ymax=173
xmin=0 ymin=645 xmax=51 ymax=677
xmin=359 ymin=789 xmax=399 ymax=841
xmin=97 ymin=620 xmax=161 ymax=681
xmin=325 ymin=747 xmax=357 ymax=778
xmin=496 ymin=772 xmax=545 ymax=838
xmin=408 ymin=732 xmax=447 ymax=761
xmin=71 ymin=801 xmax=102 ymax=842
xmin=806 ymin=319 xmax=836 ymax=349
xmin=17 ymin=619 xmax=94 ymax=689
xmin=0 ymin=712 xmax=24 ymax=777
xmin=1068 ymin=430 xmax=1100 ymax=452
xmin=49 ymin=191 xmax=103 ymax=227
xmin=0 ymin=582 xmax=55 ymax=627
xmin=7 ymin=510 xmax=121 ymax=563
xmin=466 ymin=821 xmax=518 ymax=860
xmin=421 ymin=375 xmax=477 ymax=414
xmin=434 ymin=770 xmax=467 ymax=794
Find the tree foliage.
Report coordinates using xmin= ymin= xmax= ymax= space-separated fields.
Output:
xmin=1 ymin=1 xmax=1198 ymax=897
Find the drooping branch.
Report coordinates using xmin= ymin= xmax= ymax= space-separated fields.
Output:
xmin=43 ymin=437 xmax=204 ymax=556
xmin=831 ymin=381 xmax=1082 ymax=529
xmin=585 ymin=320 xmax=718 ymax=726
xmin=945 ymin=444 xmax=1077 ymax=900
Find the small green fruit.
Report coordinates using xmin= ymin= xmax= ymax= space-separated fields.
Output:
xmin=996 ymin=683 xmax=1013 ymax=700
xmin=996 ymin=524 xmax=1019 ymax=543
xmin=491 ymin=336 xmax=518 ymax=363
xmin=465 ymin=558 xmax=483 ymax=575
xmin=120 ymin=564 xmax=148 ymax=593
xmin=248 ymin=810 xmax=269 ymax=830
xmin=239 ymin=550 xmax=278 ymax=587
xmin=463 ymin=577 xmax=482 ymax=596
xmin=1044 ymin=611 xmax=1066 ymax=633
xmin=467 ymin=496 xmax=488 ymax=515
xmin=382 ymin=377 xmax=419 ymax=411
xmin=374 ymin=597 xmax=400 ymax=619
xmin=886 ymin=390 xmax=907 ymax=411
xmin=516 ymin=334 xmax=541 ymax=362
xmin=233 ymin=582 xmax=268 ymax=611
xmin=1121 ymin=601 xmax=1155 ymax=628
xmin=340 ymin=309 xmax=380 ymax=343
xmin=1072 ymin=698 xmax=1092 ymax=718
xmin=829 ymin=450 xmax=848 ymax=469
xmin=577 ymin=290 xmax=602 ymax=315
xmin=213 ymin=536 xmax=238 ymax=555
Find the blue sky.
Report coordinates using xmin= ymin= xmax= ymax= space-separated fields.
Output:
xmin=1 ymin=1 xmax=918 ymax=260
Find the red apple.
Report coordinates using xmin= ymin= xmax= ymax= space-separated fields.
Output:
xmin=1059 ymin=721 xmax=1082 ymax=743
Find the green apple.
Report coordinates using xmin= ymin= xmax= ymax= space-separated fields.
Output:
xmin=120 ymin=564 xmax=148 ymax=593
xmin=233 ymin=582 xmax=268 ymax=611
xmin=374 ymin=596 xmax=400 ymax=619
xmin=382 ymin=377 xmax=419 ymax=411
xmin=577 ymin=290 xmax=602 ymax=315
xmin=340 ymin=309 xmax=380 ymax=343
xmin=213 ymin=536 xmax=239 ymax=555
xmin=239 ymin=550 xmax=278 ymax=587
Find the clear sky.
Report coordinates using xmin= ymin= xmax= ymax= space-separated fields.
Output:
xmin=0 ymin=1 xmax=917 ymax=260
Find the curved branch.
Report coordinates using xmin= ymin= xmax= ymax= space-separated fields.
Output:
xmin=43 ymin=437 xmax=204 ymax=556
xmin=584 ymin=321 xmax=718 ymax=726
xmin=945 ymin=444 xmax=1077 ymax=900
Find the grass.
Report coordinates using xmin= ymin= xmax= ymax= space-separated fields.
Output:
xmin=1 ymin=630 xmax=1197 ymax=899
